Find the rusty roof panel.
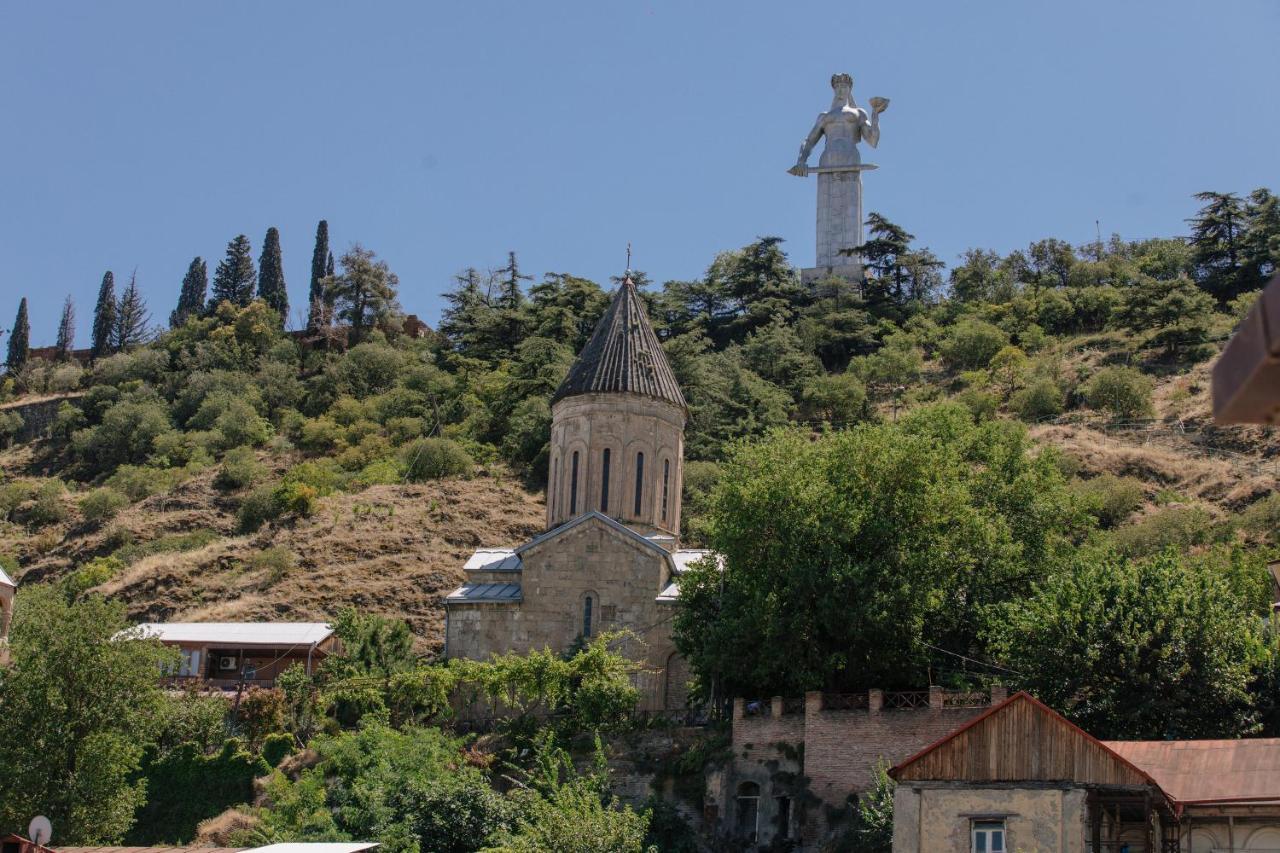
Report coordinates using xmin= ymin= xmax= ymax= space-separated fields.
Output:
xmin=1105 ymin=738 xmax=1280 ymax=803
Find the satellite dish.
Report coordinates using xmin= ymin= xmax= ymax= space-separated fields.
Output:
xmin=28 ymin=816 xmax=51 ymax=847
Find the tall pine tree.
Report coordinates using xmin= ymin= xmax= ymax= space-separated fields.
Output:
xmin=211 ymin=235 xmax=257 ymax=308
xmin=113 ymin=272 xmax=151 ymax=351
xmin=1189 ymin=191 xmax=1247 ymax=302
xmin=91 ymin=271 xmax=117 ymax=359
xmin=307 ymin=220 xmax=329 ymax=331
xmin=55 ymin=296 xmax=75 ymax=361
xmin=6 ymin=298 xmax=30 ymax=372
xmin=257 ymin=226 xmax=288 ymax=325
xmin=171 ymin=257 xmax=207 ymax=328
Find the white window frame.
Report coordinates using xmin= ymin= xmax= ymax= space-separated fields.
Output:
xmin=971 ymin=819 xmax=1006 ymax=853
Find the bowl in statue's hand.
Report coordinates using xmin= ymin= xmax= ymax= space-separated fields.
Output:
xmin=870 ymin=97 xmax=889 ymax=113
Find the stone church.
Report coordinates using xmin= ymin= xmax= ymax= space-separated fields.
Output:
xmin=444 ymin=275 xmax=712 ymax=710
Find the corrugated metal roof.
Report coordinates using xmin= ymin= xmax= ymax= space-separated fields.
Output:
xmin=446 ymin=582 xmax=523 ymax=603
xmin=252 ymin=844 xmax=379 ymax=853
xmin=672 ymin=549 xmax=721 ymax=573
xmin=463 ymin=548 xmax=521 ymax=572
xmin=128 ymin=622 xmax=334 ymax=646
xmin=551 ymin=276 xmax=687 ymax=409
xmin=657 ymin=580 xmax=680 ymax=602
xmin=1106 ymin=738 xmax=1280 ymax=804
xmin=0 ymin=565 xmax=14 ymax=587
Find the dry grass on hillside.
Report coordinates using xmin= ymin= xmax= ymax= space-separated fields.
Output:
xmin=1 ymin=455 xmax=546 ymax=652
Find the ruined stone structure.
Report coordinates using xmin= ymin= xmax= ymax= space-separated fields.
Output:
xmin=708 ymin=687 xmax=1004 ymax=849
xmin=444 ymin=276 xmax=711 ymax=710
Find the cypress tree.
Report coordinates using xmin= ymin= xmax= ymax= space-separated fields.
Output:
xmin=55 ymin=296 xmax=75 ymax=360
xmin=113 ymin=271 xmax=151 ymax=351
xmin=171 ymin=257 xmax=207 ymax=328
xmin=307 ymin=220 xmax=329 ymax=330
xmin=211 ymin=235 xmax=257 ymax=308
xmin=257 ymin=227 xmax=288 ymax=325
xmin=326 ymin=251 xmax=335 ymax=279
xmin=91 ymin=271 xmax=117 ymax=359
xmin=6 ymin=298 xmax=30 ymax=371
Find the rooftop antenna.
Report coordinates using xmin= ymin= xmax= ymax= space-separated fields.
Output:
xmin=1095 ymin=219 xmax=1103 ymax=260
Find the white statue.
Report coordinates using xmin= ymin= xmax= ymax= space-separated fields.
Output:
xmin=789 ymin=73 xmax=889 ymax=278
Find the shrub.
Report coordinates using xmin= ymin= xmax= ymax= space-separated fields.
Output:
xmin=106 ymin=464 xmax=187 ymax=502
xmin=79 ymin=487 xmax=130 ymax=525
xmin=52 ymin=401 xmax=86 ymax=440
xmin=1111 ymin=505 xmax=1218 ymax=556
xmin=1012 ymin=378 xmax=1065 ymax=421
xmin=1083 ymin=366 xmax=1155 ymax=420
xmin=192 ymin=393 xmax=272 ymax=450
xmin=94 ymin=348 xmax=170 ymax=386
xmin=74 ymin=399 xmax=173 ymax=470
xmin=26 ymin=479 xmax=69 ymax=527
xmin=1237 ymin=495 xmax=1280 ymax=542
xmin=336 ymin=342 xmax=405 ymax=398
xmin=61 ymin=555 xmax=126 ymax=598
xmin=336 ymin=433 xmax=392 ymax=472
xmin=282 ymin=461 xmax=341 ymax=496
xmin=0 ymin=480 xmax=35 ymax=522
xmin=351 ymin=458 xmax=403 ymax=488
xmin=236 ymin=687 xmax=287 ymax=750
xmin=385 ymin=416 xmax=425 ymax=445
xmin=402 ymin=438 xmax=474 ymax=482
xmin=1070 ymin=475 xmax=1145 ymax=529
xmin=954 ymin=387 xmax=999 ymax=421
xmin=237 ymin=484 xmax=285 ymax=532
xmin=113 ymin=529 xmax=220 ymax=565
xmin=298 ymin=416 xmax=343 ymax=452
xmin=939 ymin=318 xmax=1009 ymax=370
xmin=798 ymin=373 xmax=870 ymax=424
xmin=277 ymin=482 xmax=319 ymax=518
xmin=250 ymin=547 xmax=296 ymax=585
xmin=215 ymin=447 xmax=265 ymax=491
xmin=260 ymin=732 xmax=296 ymax=768
xmin=0 ymin=410 xmax=23 ymax=446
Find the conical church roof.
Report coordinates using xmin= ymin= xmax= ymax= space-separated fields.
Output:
xmin=551 ymin=276 xmax=687 ymax=409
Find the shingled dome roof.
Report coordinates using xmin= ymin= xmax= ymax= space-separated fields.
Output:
xmin=551 ymin=276 xmax=687 ymax=409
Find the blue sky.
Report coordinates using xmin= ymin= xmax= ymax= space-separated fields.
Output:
xmin=2 ymin=0 xmax=1277 ymax=345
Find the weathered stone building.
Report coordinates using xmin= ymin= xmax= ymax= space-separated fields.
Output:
xmin=444 ymin=276 xmax=711 ymax=710
xmin=710 ymin=687 xmax=1003 ymax=848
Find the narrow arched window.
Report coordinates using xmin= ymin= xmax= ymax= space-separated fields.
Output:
xmin=661 ymin=458 xmax=670 ymax=522
xmin=550 ymin=453 xmax=559 ymax=518
xmin=583 ymin=595 xmax=593 ymax=638
xmin=600 ymin=448 xmax=611 ymax=512
xmin=634 ymin=452 xmax=645 ymax=516
xmin=570 ymin=451 xmax=579 ymax=515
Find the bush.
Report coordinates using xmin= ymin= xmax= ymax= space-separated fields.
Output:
xmin=798 ymin=373 xmax=870 ymax=424
xmin=79 ymin=487 xmax=130 ymax=525
xmin=351 ymin=458 xmax=403 ymax=488
xmin=282 ymin=461 xmax=341 ymax=496
xmin=250 ymin=547 xmax=295 ymax=585
xmin=1083 ymin=366 xmax=1155 ymax=420
xmin=335 ymin=433 xmax=392 ymax=472
xmin=1011 ymin=378 xmax=1064 ymax=421
xmin=939 ymin=318 xmax=1009 ymax=370
xmin=1070 ymin=475 xmax=1145 ymax=529
xmin=0 ymin=410 xmax=23 ymax=446
xmin=298 ymin=416 xmax=343 ymax=452
xmin=113 ymin=529 xmax=220 ymax=565
xmin=954 ymin=387 xmax=999 ymax=421
xmin=260 ymin=732 xmax=296 ymax=768
xmin=1237 ymin=495 xmax=1280 ymax=542
xmin=336 ymin=342 xmax=405 ymax=398
xmin=26 ymin=479 xmax=69 ymax=527
xmin=0 ymin=480 xmax=36 ymax=522
xmin=237 ymin=484 xmax=285 ymax=532
xmin=236 ymin=687 xmax=287 ymax=750
xmin=386 ymin=416 xmax=425 ymax=445
xmin=402 ymin=438 xmax=474 ymax=482
xmin=105 ymin=464 xmax=188 ymax=502
xmin=1112 ymin=505 xmax=1218 ymax=556
xmin=94 ymin=348 xmax=170 ymax=386
xmin=74 ymin=399 xmax=173 ymax=470
xmin=52 ymin=401 xmax=86 ymax=440
xmin=61 ymin=555 xmax=126 ymax=598
xmin=215 ymin=447 xmax=265 ymax=491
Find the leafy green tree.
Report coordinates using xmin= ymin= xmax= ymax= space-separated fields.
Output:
xmin=325 ymin=244 xmax=401 ymax=344
xmin=526 ymin=273 xmax=609 ymax=353
xmin=439 ymin=267 xmax=494 ymax=355
xmin=55 ymin=295 xmax=76 ymax=360
xmin=991 ymin=550 xmax=1264 ymax=739
xmin=257 ymin=227 xmax=288 ymax=325
xmin=113 ymin=272 xmax=151 ymax=351
xmin=673 ymin=405 xmax=1086 ymax=697
xmin=796 ymin=274 xmax=876 ymax=370
xmin=845 ymin=760 xmax=895 ymax=853
xmin=1116 ymin=274 xmax=1216 ymax=360
xmin=327 ymin=608 xmax=416 ymax=679
xmin=740 ymin=318 xmax=821 ymax=400
xmin=1242 ymin=187 xmax=1280 ymax=289
xmin=212 ymin=235 xmax=258 ymax=308
xmin=939 ymin=317 xmax=1009 ymax=370
xmin=171 ymin=257 xmax=208 ymax=328
xmin=1189 ymin=190 xmax=1248 ymax=302
xmin=307 ymin=219 xmax=331 ymax=331
xmin=798 ymin=373 xmax=869 ymax=425
xmin=128 ymin=739 xmax=269 ymax=844
xmin=6 ymin=297 xmax=30 ymax=371
xmin=949 ymin=248 xmax=1014 ymax=304
xmin=860 ymin=214 xmax=943 ymax=314
xmin=92 ymin=271 xmax=118 ymax=359
xmin=0 ymin=585 xmax=176 ymax=843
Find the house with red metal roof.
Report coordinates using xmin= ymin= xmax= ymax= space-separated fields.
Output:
xmin=890 ymin=691 xmax=1280 ymax=852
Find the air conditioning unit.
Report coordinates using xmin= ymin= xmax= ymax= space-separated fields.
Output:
xmin=219 ymin=656 xmax=238 ymax=671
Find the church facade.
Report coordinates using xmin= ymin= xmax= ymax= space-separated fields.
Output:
xmin=443 ymin=276 xmax=711 ymax=710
